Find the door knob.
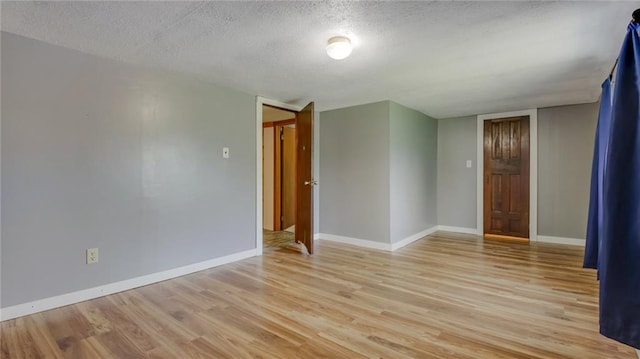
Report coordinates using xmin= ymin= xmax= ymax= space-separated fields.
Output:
xmin=304 ymin=180 xmax=318 ymax=186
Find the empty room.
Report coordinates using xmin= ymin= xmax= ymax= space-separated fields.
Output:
xmin=1 ymin=1 xmax=639 ymax=358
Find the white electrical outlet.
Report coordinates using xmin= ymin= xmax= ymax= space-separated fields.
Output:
xmin=223 ymin=147 xmax=230 ymax=158
xmin=87 ymin=248 xmax=99 ymax=264
xmin=466 ymin=160 xmax=472 ymax=168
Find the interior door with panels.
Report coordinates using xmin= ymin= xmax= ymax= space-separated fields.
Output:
xmin=483 ymin=116 xmax=530 ymax=239
xmin=295 ymin=102 xmax=315 ymax=253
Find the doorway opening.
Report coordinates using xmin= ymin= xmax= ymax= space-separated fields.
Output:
xmin=256 ymin=98 xmax=315 ymax=255
xmin=262 ymin=105 xmax=297 ymax=252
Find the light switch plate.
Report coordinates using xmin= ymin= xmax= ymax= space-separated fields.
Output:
xmin=223 ymin=147 xmax=229 ymax=158
xmin=466 ymin=160 xmax=472 ymax=168
xmin=87 ymin=248 xmax=99 ymax=264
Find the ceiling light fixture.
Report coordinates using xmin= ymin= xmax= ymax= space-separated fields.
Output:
xmin=326 ymin=36 xmax=352 ymax=60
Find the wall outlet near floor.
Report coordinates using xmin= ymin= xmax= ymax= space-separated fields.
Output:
xmin=86 ymin=248 xmax=99 ymax=264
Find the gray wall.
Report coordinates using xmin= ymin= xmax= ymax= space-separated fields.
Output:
xmin=436 ymin=116 xmax=477 ymax=229
xmin=1 ymin=32 xmax=256 ymax=307
xmin=389 ymin=102 xmax=438 ymax=243
xmin=437 ymin=103 xmax=598 ymax=239
xmin=538 ymin=102 xmax=598 ymax=239
xmin=319 ymin=101 xmax=390 ymax=243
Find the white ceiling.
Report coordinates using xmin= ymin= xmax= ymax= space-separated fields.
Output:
xmin=0 ymin=1 xmax=633 ymax=118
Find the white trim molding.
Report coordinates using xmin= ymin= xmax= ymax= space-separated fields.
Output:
xmin=316 ymin=233 xmax=392 ymax=251
xmin=390 ymin=226 xmax=439 ymax=251
xmin=315 ymin=226 xmax=438 ymax=252
xmin=536 ymin=235 xmax=585 ymax=246
xmin=436 ymin=226 xmax=481 ymax=235
xmin=255 ymin=96 xmax=303 ymax=256
xmin=431 ymin=226 xmax=587 ymax=247
xmin=0 ymin=249 xmax=257 ymax=321
xmin=257 ymin=97 xmax=303 ymax=113
xmin=477 ymin=109 xmax=538 ymax=241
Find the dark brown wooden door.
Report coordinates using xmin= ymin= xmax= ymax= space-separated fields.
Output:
xmin=282 ymin=126 xmax=296 ymax=229
xmin=295 ymin=102 xmax=314 ymax=253
xmin=483 ymin=116 xmax=530 ymax=238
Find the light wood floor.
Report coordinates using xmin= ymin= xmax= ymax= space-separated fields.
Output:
xmin=1 ymin=232 xmax=636 ymax=358
xmin=263 ymin=230 xmax=296 ymax=253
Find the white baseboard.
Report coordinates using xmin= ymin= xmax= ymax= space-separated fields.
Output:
xmin=315 ymin=227 xmax=438 ymax=252
xmin=0 ymin=248 xmax=257 ymax=321
xmin=315 ymin=233 xmax=392 ymax=251
xmin=435 ymin=225 xmax=480 ymax=235
xmin=391 ymin=226 xmax=439 ymax=251
xmin=315 ymin=229 xmax=586 ymax=252
xmin=536 ymin=235 xmax=585 ymax=246
xmin=432 ymin=227 xmax=586 ymax=247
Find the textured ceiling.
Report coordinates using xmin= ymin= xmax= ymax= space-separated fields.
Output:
xmin=0 ymin=1 xmax=633 ymax=118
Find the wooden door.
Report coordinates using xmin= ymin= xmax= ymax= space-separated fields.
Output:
xmin=295 ymin=102 xmax=314 ymax=253
xmin=272 ymin=118 xmax=296 ymax=231
xmin=281 ymin=126 xmax=296 ymax=229
xmin=483 ymin=116 xmax=530 ymax=239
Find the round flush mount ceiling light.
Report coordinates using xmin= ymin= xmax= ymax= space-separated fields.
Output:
xmin=326 ymin=36 xmax=352 ymax=60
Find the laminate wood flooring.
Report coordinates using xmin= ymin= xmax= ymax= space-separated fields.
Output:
xmin=1 ymin=231 xmax=636 ymax=358
xmin=263 ymin=230 xmax=296 ymax=253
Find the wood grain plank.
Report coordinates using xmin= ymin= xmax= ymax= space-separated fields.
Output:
xmin=1 ymin=232 xmax=636 ymax=358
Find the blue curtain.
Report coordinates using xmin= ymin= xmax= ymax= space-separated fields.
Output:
xmin=584 ymin=78 xmax=612 ymax=270
xmin=591 ymin=20 xmax=640 ymax=349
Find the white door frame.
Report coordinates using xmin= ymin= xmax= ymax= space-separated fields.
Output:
xmin=256 ymin=97 xmax=303 ymax=255
xmin=476 ymin=109 xmax=538 ymax=241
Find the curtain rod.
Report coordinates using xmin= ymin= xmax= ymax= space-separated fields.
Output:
xmin=608 ymin=58 xmax=619 ymax=79
xmin=609 ymin=9 xmax=640 ymax=78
